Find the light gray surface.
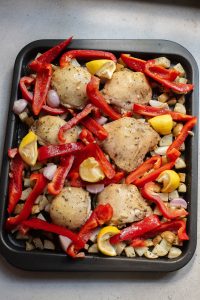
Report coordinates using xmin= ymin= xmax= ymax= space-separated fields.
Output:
xmin=0 ymin=0 xmax=199 ymax=299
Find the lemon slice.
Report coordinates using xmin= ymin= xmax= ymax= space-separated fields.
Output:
xmin=79 ymin=157 xmax=105 ymax=183
xmin=157 ymin=170 xmax=180 ymax=193
xmin=148 ymin=114 xmax=173 ymax=135
xmin=19 ymin=131 xmax=38 ymax=166
xmin=97 ymin=226 xmax=120 ymax=256
xmin=86 ymin=60 xmax=116 ymax=79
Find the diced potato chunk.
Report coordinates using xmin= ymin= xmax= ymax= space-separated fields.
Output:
xmin=161 ymin=231 xmax=176 ymax=244
xmin=20 ymin=188 xmax=32 ymax=201
xmin=134 ymin=246 xmax=148 ymax=257
xmin=26 ymin=241 xmax=35 ymax=251
xmin=175 ymin=157 xmax=186 ymax=169
xmin=115 ymin=242 xmax=126 ymax=255
xmin=159 ymin=134 xmax=173 ymax=147
xmin=125 ymin=246 xmax=136 ymax=257
xmin=178 ymin=173 xmax=186 ymax=182
xmin=144 ymin=250 xmax=158 ymax=259
xmin=32 ymin=238 xmax=44 ymax=250
xmin=44 ymin=240 xmax=55 ymax=250
xmin=173 ymin=63 xmax=186 ymax=77
xmin=155 ymin=57 xmax=171 ymax=68
xmin=174 ymin=103 xmax=186 ymax=115
xmin=178 ymin=183 xmax=187 ymax=193
xmin=88 ymin=243 xmax=99 ymax=253
xmin=168 ymin=247 xmax=182 ymax=259
xmin=158 ymin=93 xmax=169 ymax=103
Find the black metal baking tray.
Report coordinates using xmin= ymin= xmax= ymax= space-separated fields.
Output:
xmin=0 ymin=39 xmax=198 ymax=272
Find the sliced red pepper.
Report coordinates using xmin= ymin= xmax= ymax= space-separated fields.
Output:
xmin=60 ymin=49 xmax=117 ymax=68
xmin=29 ymin=37 xmax=73 ymax=68
xmin=133 ymin=161 xmax=175 ymax=187
xmin=8 ymin=148 xmax=18 ymax=159
xmin=143 ymin=219 xmax=189 ymax=241
xmin=6 ymin=173 xmax=48 ymax=230
xmin=38 ymin=142 xmax=85 ymax=161
xmin=81 ymin=117 xmax=108 ymax=141
xmin=130 ymin=238 xmax=147 ymax=248
xmin=48 ymin=155 xmax=74 ymax=195
xmin=21 ymin=218 xmax=83 ymax=248
xmin=67 ymin=204 xmax=113 ymax=258
xmin=69 ymin=171 xmax=85 ymax=188
xmin=145 ymin=60 xmax=194 ymax=94
xmin=126 ymin=156 xmax=162 ymax=185
xmin=19 ymin=76 xmax=35 ymax=102
xmin=86 ymin=76 xmax=121 ymax=120
xmin=79 ymin=128 xmax=96 ymax=144
xmin=58 ymin=104 xmax=94 ymax=143
xmin=93 ymin=143 xmax=115 ymax=179
xmin=41 ymin=105 xmax=68 ymax=115
xmin=100 ymin=171 xmax=125 ymax=186
xmin=167 ymin=117 xmax=197 ymax=156
xmin=7 ymin=154 xmax=24 ymax=214
xmin=32 ymin=63 xmax=52 ymax=115
xmin=121 ymin=55 xmax=179 ymax=81
xmin=120 ymin=54 xmax=146 ymax=72
xmin=167 ymin=148 xmax=181 ymax=162
xmin=133 ymin=104 xmax=193 ymax=122
xmin=110 ymin=215 xmax=161 ymax=245
xmin=141 ymin=182 xmax=188 ymax=219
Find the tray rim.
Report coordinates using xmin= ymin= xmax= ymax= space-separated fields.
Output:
xmin=0 ymin=38 xmax=198 ymax=272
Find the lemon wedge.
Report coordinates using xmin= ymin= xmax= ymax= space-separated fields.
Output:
xmin=157 ymin=170 xmax=180 ymax=193
xmin=97 ymin=226 xmax=120 ymax=256
xmin=148 ymin=114 xmax=173 ymax=135
xmin=79 ymin=157 xmax=105 ymax=183
xmin=86 ymin=60 xmax=116 ymax=79
xmin=19 ymin=131 xmax=38 ymax=166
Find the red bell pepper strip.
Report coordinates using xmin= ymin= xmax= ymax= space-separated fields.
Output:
xmin=48 ymin=155 xmax=74 ymax=195
xmin=167 ymin=148 xmax=181 ymax=162
xmin=19 ymin=76 xmax=35 ymax=102
xmin=41 ymin=105 xmax=68 ymax=115
xmin=126 ymin=156 xmax=162 ymax=185
xmin=58 ymin=104 xmax=94 ymax=143
xmin=79 ymin=128 xmax=96 ymax=144
xmin=7 ymin=154 xmax=24 ymax=214
xmin=69 ymin=171 xmax=85 ymax=188
xmin=143 ymin=219 xmax=189 ymax=241
xmin=32 ymin=63 xmax=52 ymax=115
xmin=6 ymin=173 xmax=48 ymax=230
xmin=120 ymin=55 xmax=179 ymax=81
xmin=38 ymin=142 xmax=85 ymax=161
xmin=167 ymin=117 xmax=197 ymax=156
xmin=133 ymin=103 xmax=193 ymax=122
xmin=67 ymin=204 xmax=113 ymax=258
xmin=29 ymin=37 xmax=73 ymax=68
xmin=145 ymin=60 xmax=194 ymax=93
xmin=130 ymin=238 xmax=147 ymax=248
xmin=60 ymin=49 xmax=117 ymax=68
xmin=100 ymin=171 xmax=125 ymax=186
xmin=141 ymin=182 xmax=188 ymax=219
xmin=110 ymin=215 xmax=161 ymax=245
xmin=133 ymin=161 xmax=175 ymax=187
xmin=8 ymin=148 xmax=18 ymax=159
xmin=86 ymin=76 xmax=121 ymax=120
xmin=93 ymin=143 xmax=115 ymax=179
xmin=81 ymin=117 xmax=108 ymax=141
xmin=120 ymin=54 xmax=146 ymax=72
xmin=21 ymin=218 xmax=84 ymax=248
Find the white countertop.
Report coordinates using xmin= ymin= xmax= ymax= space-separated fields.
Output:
xmin=0 ymin=1 xmax=199 ymax=299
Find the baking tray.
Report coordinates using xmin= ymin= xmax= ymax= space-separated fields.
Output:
xmin=0 ymin=39 xmax=198 ymax=272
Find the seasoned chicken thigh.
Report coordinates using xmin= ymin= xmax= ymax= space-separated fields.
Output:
xmin=102 ymin=69 xmax=152 ymax=111
xmin=32 ymin=115 xmax=79 ymax=145
xmin=51 ymin=65 xmax=91 ymax=109
xmin=97 ymin=184 xmax=152 ymax=226
xmin=102 ymin=117 xmax=160 ymax=172
xmin=50 ymin=187 xmax=91 ymax=230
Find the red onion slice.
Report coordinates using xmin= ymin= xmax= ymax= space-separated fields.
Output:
xmin=13 ymin=99 xmax=28 ymax=115
xmin=95 ymin=116 xmax=108 ymax=125
xmin=47 ymin=90 xmax=60 ymax=108
xmin=59 ymin=235 xmax=72 ymax=252
xmin=86 ymin=183 xmax=105 ymax=194
xmin=43 ymin=163 xmax=57 ymax=180
xmin=170 ymin=198 xmax=187 ymax=209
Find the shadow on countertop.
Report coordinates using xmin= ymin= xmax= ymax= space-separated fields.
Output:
xmin=116 ymin=0 xmax=200 ymax=8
